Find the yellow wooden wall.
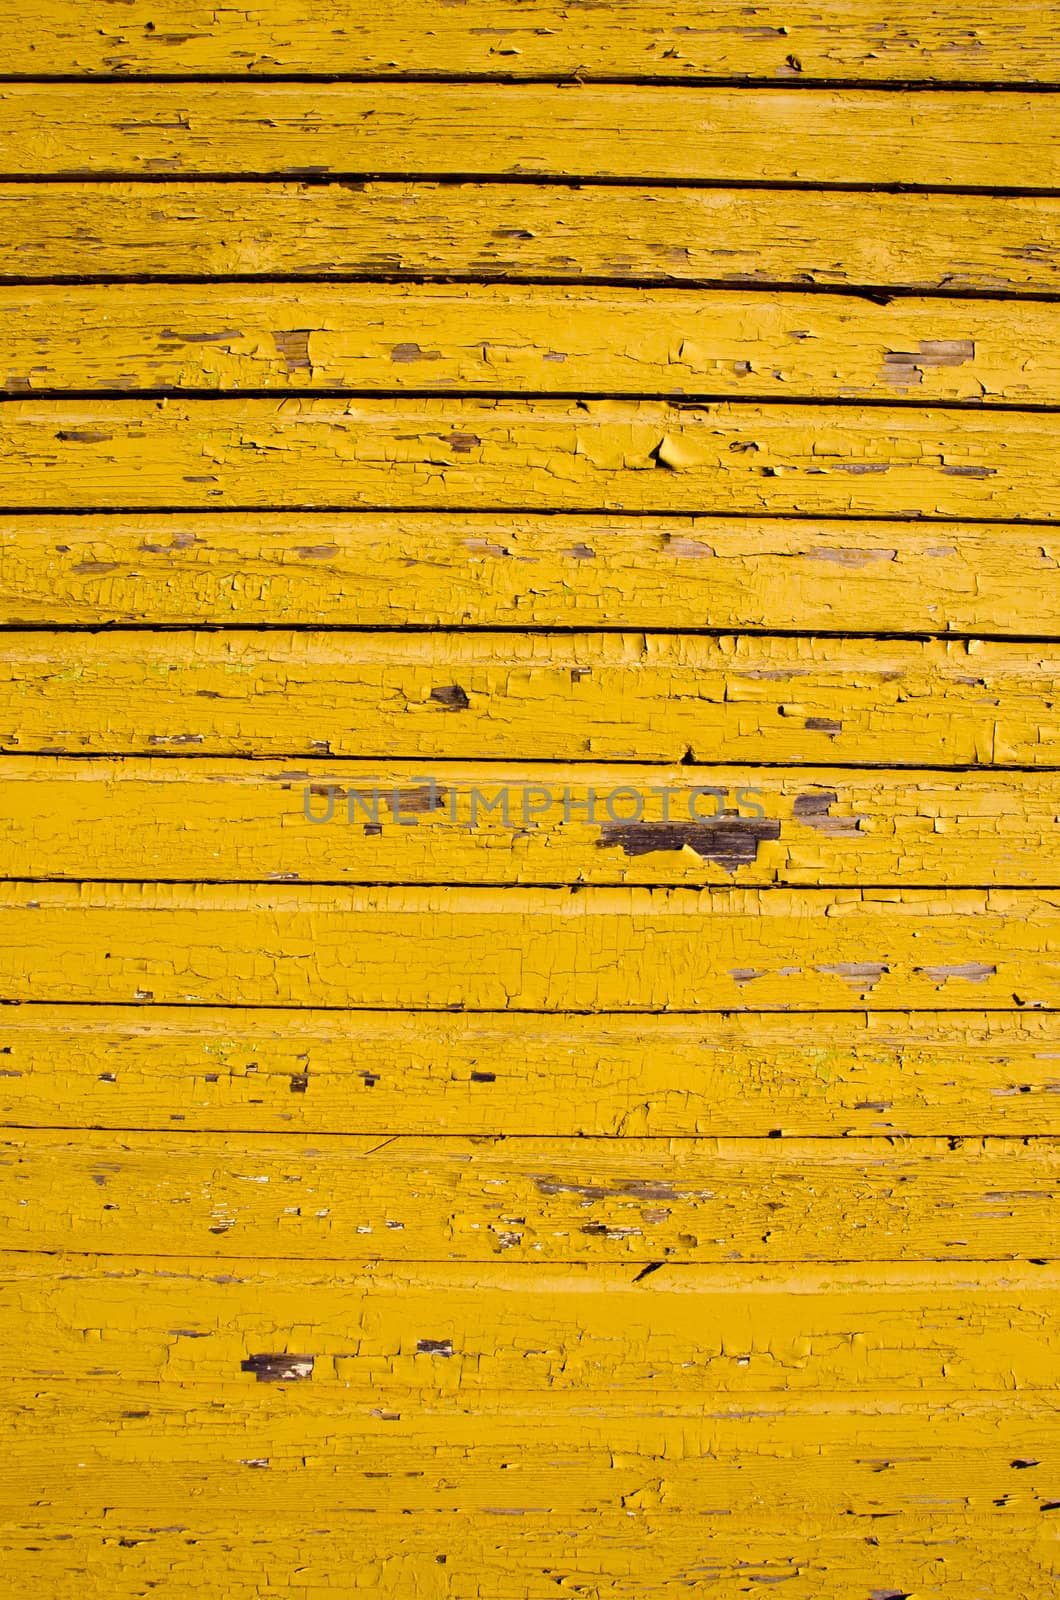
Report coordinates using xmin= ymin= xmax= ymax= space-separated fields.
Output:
xmin=1 ymin=3 xmax=1059 ymax=1595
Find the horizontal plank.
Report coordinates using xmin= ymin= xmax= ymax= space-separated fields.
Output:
xmin=5 ymin=759 xmax=1060 ymax=888
xmin=2 ymin=633 xmax=1056 ymax=764
xmin=2 ymin=1130 xmax=1057 ymax=1260
xmin=1 ymin=1518 xmax=1055 ymax=1600
xmin=9 ymin=1 xmax=1059 ymax=84
xmin=4 ymin=85 xmax=1058 ymax=187
xmin=7 ymin=284 xmax=1058 ymax=405
xmin=3 ymin=513 xmax=1057 ymax=632
xmin=0 ymin=398 xmax=1055 ymax=516
xmin=3 ymin=1006 xmax=1059 ymax=1136
xmin=0 ymin=884 xmax=1058 ymax=1009
xmin=3 ymin=183 xmax=1058 ymax=291
xmin=1 ymin=1385 xmax=1058 ymax=1517
xmin=9 ymin=1256 xmax=1058 ymax=1392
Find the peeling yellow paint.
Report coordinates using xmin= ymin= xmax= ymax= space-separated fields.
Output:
xmin=1 ymin=397 xmax=1050 ymax=514
xmin=0 ymin=882 xmax=1057 ymax=1010
xmin=5 ymin=83 xmax=1059 ymax=186
xmin=0 ymin=630 xmax=1055 ymax=763
xmin=4 ymin=285 xmax=1051 ymax=402
xmin=7 ymin=1 xmax=1059 ymax=82
xmin=3 ymin=12 xmax=1059 ymax=1592
xmin=4 ymin=182 xmax=1058 ymax=290
xmin=2 ymin=758 xmax=1059 ymax=888
xmin=1 ymin=1006 xmax=1058 ymax=1135
xmin=1 ymin=1518 xmax=1056 ymax=1598
xmin=1 ymin=1128 xmax=1057 ymax=1260
xmin=1 ymin=512 xmax=1056 ymax=631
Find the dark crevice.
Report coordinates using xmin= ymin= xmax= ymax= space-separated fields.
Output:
xmin=0 ymin=506 xmax=1058 ymax=525
xmin=0 ymin=998 xmax=1057 ymax=1016
xmin=5 ymin=388 xmax=1060 ymax=413
xmin=0 ymin=1002 xmax=1053 ymax=1018
xmin=2 ymin=1126 xmax=1054 ymax=1140
xmin=5 ymin=878 xmax=1060 ymax=890
xmin=0 ymin=275 xmax=1057 ymax=304
xmin=3 ymin=754 xmax=1059 ymax=772
xmin=0 ymin=506 xmax=1056 ymax=527
xmin=3 ymin=73 xmax=1060 ymax=91
xmin=2 ymin=624 xmax=1060 ymax=643
xmin=4 ymin=172 xmax=1060 ymax=196
xmin=0 ymin=1247 xmax=1050 ymax=1268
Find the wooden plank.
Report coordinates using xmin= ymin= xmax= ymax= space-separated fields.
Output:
xmin=0 ymin=883 xmax=1057 ymax=1010
xmin=4 ymin=85 xmax=1058 ymax=187
xmin=1 ymin=1385 xmax=1058 ymax=1517
xmin=5 ymin=759 xmax=1060 ymax=889
xmin=1 ymin=1129 xmax=1057 ymax=1260
xmin=3 ymin=182 xmax=1057 ymax=291
xmin=8 ymin=1256 xmax=1058 ymax=1392
xmin=7 ymin=284 xmax=1058 ymax=405
xmin=3 ymin=1006 xmax=1059 ymax=1136
xmin=0 ymin=1517 xmax=1055 ymax=1600
xmin=3 ymin=513 xmax=1057 ymax=633
xmin=0 ymin=398 xmax=1055 ymax=516
xmin=7 ymin=2 xmax=1059 ymax=85
xmin=1 ymin=632 xmax=1056 ymax=765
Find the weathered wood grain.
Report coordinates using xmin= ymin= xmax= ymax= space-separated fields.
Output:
xmin=3 ymin=1006 xmax=1059 ymax=1136
xmin=1 ymin=632 xmax=1055 ymax=765
xmin=0 ymin=883 xmax=1058 ymax=1010
xmin=8 ymin=1256 xmax=1059 ymax=1392
xmin=1 ymin=1129 xmax=1057 ymax=1260
xmin=7 ymin=1 xmax=1058 ymax=84
xmin=3 ymin=513 xmax=1056 ymax=632
xmin=5 ymin=4 xmax=1059 ymax=1595
xmin=7 ymin=284 xmax=1057 ymax=404
xmin=5 ymin=84 xmax=1059 ymax=186
xmin=3 ymin=182 xmax=1057 ymax=291
xmin=5 ymin=759 xmax=1060 ymax=888
xmin=0 ymin=397 xmax=1055 ymax=515
xmin=1 ymin=1517 xmax=1054 ymax=1600
xmin=2 ymin=1385 xmax=1059 ymax=1518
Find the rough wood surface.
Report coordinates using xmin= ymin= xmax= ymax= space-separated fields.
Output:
xmin=9 ymin=1256 xmax=1058 ymax=1391
xmin=3 ymin=1388 xmax=1060 ymax=1522
xmin=3 ymin=1006 xmax=1059 ymax=1136
xmin=1 ymin=631 xmax=1054 ymax=764
xmin=3 ymin=512 xmax=1056 ymax=632
xmin=8 ymin=285 xmax=1057 ymax=404
xmin=4 ymin=7 xmax=1059 ymax=1591
xmin=1 ymin=397 xmax=1056 ymax=515
xmin=0 ymin=883 xmax=1058 ymax=1010
xmin=4 ymin=182 xmax=1057 ymax=290
xmin=5 ymin=84 xmax=1059 ymax=186
xmin=1 ymin=1519 xmax=1055 ymax=1600
xmin=4 ymin=758 xmax=1060 ymax=888
xmin=7 ymin=1 xmax=1059 ymax=83
xmin=2 ymin=1128 xmax=1057 ymax=1260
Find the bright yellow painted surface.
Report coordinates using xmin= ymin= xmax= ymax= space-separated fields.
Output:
xmin=7 ymin=284 xmax=1056 ymax=403
xmin=2 ymin=1006 xmax=1059 ymax=1135
xmin=2 ymin=13 xmax=1058 ymax=1596
xmin=2 ymin=758 xmax=1059 ymax=887
xmin=1 ymin=397 xmax=1053 ymax=515
xmin=1 ymin=630 xmax=1055 ymax=763
xmin=0 ymin=882 xmax=1058 ymax=1010
xmin=2 ymin=1127 xmax=1057 ymax=1260
xmin=9 ymin=1257 xmax=1060 ymax=1391
xmin=5 ymin=1387 xmax=1060 ymax=1521
xmin=3 ymin=513 xmax=1057 ymax=632
xmin=5 ymin=83 xmax=1059 ymax=186
xmin=4 ymin=182 xmax=1058 ymax=290
xmin=7 ymin=0 xmax=1058 ymax=82
xmin=2 ymin=1519 xmax=1056 ymax=1599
